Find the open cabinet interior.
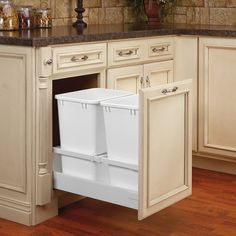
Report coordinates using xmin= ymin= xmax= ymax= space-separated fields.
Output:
xmin=52 ymin=78 xmax=192 ymax=220
xmin=53 ymin=74 xmax=98 ymax=147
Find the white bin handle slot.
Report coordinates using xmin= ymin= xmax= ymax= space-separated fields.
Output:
xmin=81 ymin=103 xmax=88 ymax=109
xmin=130 ymin=110 xmax=137 ymax=116
xmin=59 ymin=100 xmax=64 ymax=106
xmin=103 ymin=106 xmax=111 ymax=112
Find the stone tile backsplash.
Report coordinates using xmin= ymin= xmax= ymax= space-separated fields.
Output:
xmin=170 ymin=0 xmax=236 ymax=25
xmin=12 ymin=0 xmax=236 ymax=26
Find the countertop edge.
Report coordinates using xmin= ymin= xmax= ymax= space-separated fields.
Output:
xmin=1 ymin=25 xmax=236 ymax=47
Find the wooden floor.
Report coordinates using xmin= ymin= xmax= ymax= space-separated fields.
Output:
xmin=0 ymin=168 xmax=236 ymax=236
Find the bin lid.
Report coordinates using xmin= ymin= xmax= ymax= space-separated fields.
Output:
xmin=55 ymin=88 xmax=133 ymax=104
xmin=100 ymin=95 xmax=139 ymax=110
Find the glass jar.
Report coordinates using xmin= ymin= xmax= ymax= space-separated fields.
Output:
xmin=17 ymin=5 xmax=34 ymax=29
xmin=0 ymin=0 xmax=19 ymax=30
xmin=35 ymin=8 xmax=52 ymax=28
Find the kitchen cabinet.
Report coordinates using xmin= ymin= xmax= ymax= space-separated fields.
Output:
xmin=107 ymin=61 xmax=173 ymax=92
xmin=107 ymin=37 xmax=174 ymax=92
xmin=174 ymin=36 xmax=198 ymax=152
xmin=107 ymin=37 xmax=173 ymax=68
xmin=198 ymin=37 xmax=236 ymax=160
xmin=0 ymin=45 xmax=34 ymax=225
xmin=107 ymin=65 xmax=143 ymax=93
xmin=0 ymin=36 xmax=191 ymax=225
xmin=53 ymin=80 xmax=192 ymax=220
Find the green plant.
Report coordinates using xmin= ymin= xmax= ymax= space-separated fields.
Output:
xmin=128 ymin=0 xmax=176 ymax=22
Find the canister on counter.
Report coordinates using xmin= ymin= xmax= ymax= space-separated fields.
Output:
xmin=0 ymin=0 xmax=19 ymax=30
xmin=17 ymin=5 xmax=34 ymax=29
xmin=35 ymin=8 xmax=52 ymax=28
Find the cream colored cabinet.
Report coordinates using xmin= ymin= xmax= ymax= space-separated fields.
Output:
xmin=174 ymin=37 xmax=198 ymax=152
xmin=53 ymin=80 xmax=192 ymax=220
xmin=0 ymin=37 xmax=192 ymax=226
xmin=199 ymin=38 xmax=236 ymax=159
xmin=107 ymin=37 xmax=174 ymax=92
xmin=107 ymin=65 xmax=143 ymax=93
xmin=52 ymin=43 xmax=107 ymax=76
xmin=0 ymin=46 xmax=35 ymax=225
xmin=108 ymin=37 xmax=173 ymax=68
xmin=144 ymin=60 xmax=173 ymax=87
xmin=107 ymin=61 xmax=173 ymax=92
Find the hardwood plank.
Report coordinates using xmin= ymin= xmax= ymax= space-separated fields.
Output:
xmin=0 ymin=168 xmax=235 ymax=236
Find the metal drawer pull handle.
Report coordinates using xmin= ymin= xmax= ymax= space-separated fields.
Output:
xmin=162 ymin=86 xmax=178 ymax=94
xmin=71 ymin=55 xmax=89 ymax=62
xmin=152 ymin=47 xmax=166 ymax=53
xmin=146 ymin=76 xmax=151 ymax=88
xmin=118 ymin=50 xmax=134 ymax=56
xmin=140 ymin=77 xmax=145 ymax=88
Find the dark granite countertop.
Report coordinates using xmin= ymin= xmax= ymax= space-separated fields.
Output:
xmin=1 ymin=23 xmax=236 ymax=47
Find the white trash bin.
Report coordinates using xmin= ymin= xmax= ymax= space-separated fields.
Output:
xmin=55 ymin=88 xmax=133 ymax=155
xmin=103 ymin=158 xmax=138 ymax=191
xmin=101 ymin=95 xmax=139 ymax=165
xmin=54 ymin=147 xmax=108 ymax=181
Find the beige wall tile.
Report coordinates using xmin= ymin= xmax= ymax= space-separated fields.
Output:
xmin=105 ymin=7 xmax=123 ymax=24
xmin=11 ymin=0 xmax=236 ymax=26
xmin=174 ymin=14 xmax=187 ymax=24
xmin=210 ymin=8 xmax=236 ymax=25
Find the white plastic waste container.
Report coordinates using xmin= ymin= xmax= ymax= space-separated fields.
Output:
xmin=103 ymin=158 xmax=138 ymax=191
xmin=101 ymin=95 xmax=139 ymax=165
xmin=55 ymin=88 xmax=133 ymax=155
xmin=54 ymin=147 xmax=108 ymax=181
xmin=53 ymin=147 xmax=138 ymax=191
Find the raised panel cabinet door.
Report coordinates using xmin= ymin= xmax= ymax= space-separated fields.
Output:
xmin=143 ymin=60 xmax=173 ymax=88
xmin=107 ymin=65 xmax=144 ymax=93
xmin=138 ymin=80 xmax=192 ymax=220
xmin=174 ymin=37 xmax=198 ymax=152
xmin=199 ymin=38 xmax=236 ymax=159
xmin=0 ymin=45 xmax=35 ymax=225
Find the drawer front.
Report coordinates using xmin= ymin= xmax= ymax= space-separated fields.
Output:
xmin=52 ymin=43 xmax=107 ymax=74
xmin=147 ymin=38 xmax=174 ymax=61
xmin=108 ymin=40 xmax=146 ymax=67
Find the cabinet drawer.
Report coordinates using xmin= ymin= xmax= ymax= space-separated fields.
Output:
xmin=53 ymin=80 xmax=192 ymax=220
xmin=52 ymin=43 xmax=107 ymax=74
xmin=147 ymin=38 xmax=174 ymax=61
xmin=108 ymin=40 xmax=145 ymax=67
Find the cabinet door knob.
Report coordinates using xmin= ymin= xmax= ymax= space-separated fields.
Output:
xmin=162 ymin=86 xmax=178 ymax=94
xmin=44 ymin=59 xmax=53 ymax=65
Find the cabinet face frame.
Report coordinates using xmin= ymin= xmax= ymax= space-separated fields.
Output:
xmin=138 ymin=80 xmax=192 ymax=219
xmin=35 ymin=47 xmax=107 ymax=206
xmin=174 ymin=36 xmax=198 ymax=153
xmin=199 ymin=38 xmax=236 ymax=159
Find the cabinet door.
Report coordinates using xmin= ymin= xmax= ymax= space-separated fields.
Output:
xmin=199 ymin=38 xmax=236 ymax=159
xmin=174 ymin=36 xmax=198 ymax=152
xmin=0 ymin=46 xmax=34 ymax=225
xmin=107 ymin=65 xmax=143 ymax=93
xmin=143 ymin=61 xmax=173 ymax=87
xmin=138 ymin=80 xmax=192 ymax=220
